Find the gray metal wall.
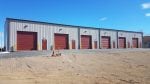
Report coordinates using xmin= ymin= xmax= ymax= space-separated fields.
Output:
xmin=5 ymin=19 xmax=143 ymax=51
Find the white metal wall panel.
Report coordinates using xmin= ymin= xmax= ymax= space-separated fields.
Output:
xmin=8 ymin=20 xmax=78 ymax=51
xmin=129 ymin=33 xmax=142 ymax=48
xmin=118 ymin=32 xmax=128 ymax=48
xmin=6 ymin=19 xmax=143 ymax=51
xmin=9 ymin=21 xmax=43 ymax=51
xmin=80 ymin=28 xmax=99 ymax=49
xmin=100 ymin=30 xmax=117 ymax=48
xmin=51 ymin=25 xmax=78 ymax=49
xmin=118 ymin=32 xmax=142 ymax=48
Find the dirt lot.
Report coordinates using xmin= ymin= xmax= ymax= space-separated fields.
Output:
xmin=0 ymin=49 xmax=150 ymax=84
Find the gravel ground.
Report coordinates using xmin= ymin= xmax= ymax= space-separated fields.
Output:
xmin=0 ymin=49 xmax=150 ymax=84
xmin=0 ymin=51 xmax=51 ymax=59
xmin=0 ymin=48 xmax=149 ymax=59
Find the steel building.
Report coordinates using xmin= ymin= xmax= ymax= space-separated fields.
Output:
xmin=4 ymin=18 xmax=143 ymax=51
xmin=143 ymin=36 xmax=150 ymax=48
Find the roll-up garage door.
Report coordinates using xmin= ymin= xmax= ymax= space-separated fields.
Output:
xmin=17 ymin=31 xmax=37 ymax=50
xmin=119 ymin=37 xmax=126 ymax=48
xmin=101 ymin=36 xmax=111 ymax=49
xmin=81 ymin=35 xmax=92 ymax=49
xmin=54 ymin=34 xmax=69 ymax=50
xmin=132 ymin=38 xmax=138 ymax=48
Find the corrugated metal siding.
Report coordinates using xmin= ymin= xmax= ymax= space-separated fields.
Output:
xmin=118 ymin=32 xmax=142 ymax=48
xmin=6 ymin=19 xmax=143 ymax=51
xmin=52 ymin=25 xmax=78 ymax=49
xmin=100 ymin=30 xmax=117 ymax=49
xmin=8 ymin=21 xmax=78 ymax=51
xmin=80 ymin=28 xmax=99 ymax=49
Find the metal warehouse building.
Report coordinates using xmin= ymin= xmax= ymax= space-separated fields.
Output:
xmin=4 ymin=18 xmax=143 ymax=51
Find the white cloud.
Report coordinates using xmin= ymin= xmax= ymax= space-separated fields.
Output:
xmin=142 ymin=2 xmax=150 ymax=9
xmin=145 ymin=13 xmax=150 ymax=16
xmin=99 ymin=17 xmax=107 ymax=21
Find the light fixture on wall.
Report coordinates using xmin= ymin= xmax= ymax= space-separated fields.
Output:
xmin=59 ymin=29 xmax=62 ymax=32
xmin=104 ymin=32 xmax=107 ymax=35
xmin=121 ymin=33 xmax=123 ymax=36
xmin=84 ymin=31 xmax=87 ymax=33
xmin=24 ymin=25 xmax=28 ymax=29
xmin=134 ymin=34 xmax=136 ymax=37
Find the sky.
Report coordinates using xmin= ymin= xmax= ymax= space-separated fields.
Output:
xmin=0 ymin=0 xmax=150 ymax=37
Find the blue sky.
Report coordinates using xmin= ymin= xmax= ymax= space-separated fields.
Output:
xmin=0 ymin=0 xmax=150 ymax=36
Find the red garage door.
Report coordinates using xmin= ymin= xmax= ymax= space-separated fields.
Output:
xmin=17 ymin=31 xmax=37 ymax=50
xmin=119 ymin=37 xmax=126 ymax=48
xmin=81 ymin=35 xmax=92 ymax=49
xmin=101 ymin=36 xmax=110 ymax=49
xmin=54 ymin=34 xmax=69 ymax=50
xmin=132 ymin=38 xmax=138 ymax=48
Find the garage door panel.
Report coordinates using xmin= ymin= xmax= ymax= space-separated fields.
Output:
xmin=132 ymin=38 xmax=138 ymax=48
xmin=17 ymin=31 xmax=37 ymax=50
xmin=81 ymin=35 xmax=92 ymax=49
xmin=101 ymin=36 xmax=110 ymax=49
xmin=55 ymin=34 xmax=69 ymax=50
xmin=119 ymin=37 xmax=126 ymax=48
